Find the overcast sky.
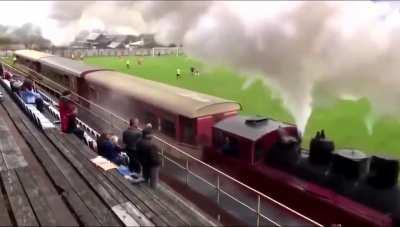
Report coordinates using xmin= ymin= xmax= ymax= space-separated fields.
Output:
xmin=0 ymin=1 xmax=398 ymax=45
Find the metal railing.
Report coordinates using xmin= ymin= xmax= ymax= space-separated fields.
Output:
xmin=1 ymin=60 xmax=323 ymax=227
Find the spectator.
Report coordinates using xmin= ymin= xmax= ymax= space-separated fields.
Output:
xmin=19 ymin=79 xmax=45 ymax=112
xmin=10 ymin=79 xmax=23 ymax=94
xmin=137 ymin=128 xmax=161 ymax=188
xmin=126 ymin=59 xmax=130 ymax=69
xmin=66 ymin=105 xmax=85 ymax=140
xmin=59 ymin=91 xmax=72 ymax=133
xmin=100 ymin=134 xmax=126 ymax=165
xmin=122 ymin=118 xmax=142 ymax=173
xmin=59 ymin=90 xmax=84 ymax=139
xmin=97 ymin=133 xmax=110 ymax=157
xmin=190 ymin=66 xmax=195 ymax=76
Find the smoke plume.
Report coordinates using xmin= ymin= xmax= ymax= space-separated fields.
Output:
xmin=0 ymin=23 xmax=52 ymax=48
xmin=50 ymin=1 xmax=400 ymax=133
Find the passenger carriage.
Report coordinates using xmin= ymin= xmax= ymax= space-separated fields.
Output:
xmin=13 ymin=49 xmax=241 ymax=146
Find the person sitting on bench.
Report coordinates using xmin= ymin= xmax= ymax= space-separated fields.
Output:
xmin=99 ymin=134 xmax=127 ymax=165
xmin=19 ymin=79 xmax=44 ymax=112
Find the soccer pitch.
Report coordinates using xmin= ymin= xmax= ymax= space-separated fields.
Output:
xmin=85 ymin=55 xmax=400 ymax=158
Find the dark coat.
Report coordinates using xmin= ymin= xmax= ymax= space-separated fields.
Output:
xmin=122 ymin=127 xmax=142 ymax=151
xmin=100 ymin=140 xmax=119 ymax=162
xmin=137 ymin=136 xmax=161 ymax=168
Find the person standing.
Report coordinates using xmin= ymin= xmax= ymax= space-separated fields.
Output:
xmin=137 ymin=128 xmax=161 ymax=189
xmin=59 ymin=90 xmax=83 ymax=139
xmin=122 ymin=118 xmax=142 ymax=173
xmin=59 ymin=91 xmax=72 ymax=133
xmin=176 ymin=68 xmax=181 ymax=79
xmin=190 ymin=66 xmax=195 ymax=76
xmin=126 ymin=59 xmax=131 ymax=69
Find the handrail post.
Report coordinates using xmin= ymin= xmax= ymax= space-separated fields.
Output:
xmin=161 ymin=148 xmax=165 ymax=167
xmin=217 ymin=175 xmax=221 ymax=222
xmin=185 ymin=159 xmax=189 ymax=185
xmin=257 ymin=195 xmax=261 ymax=227
xmin=217 ymin=175 xmax=220 ymax=204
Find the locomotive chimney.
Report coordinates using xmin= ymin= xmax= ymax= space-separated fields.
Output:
xmin=309 ymin=129 xmax=334 ymax=165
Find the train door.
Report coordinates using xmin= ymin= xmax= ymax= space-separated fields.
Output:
xmin=161 ymin=118 xmax=176 ymax=138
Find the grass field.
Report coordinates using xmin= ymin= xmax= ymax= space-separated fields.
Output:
xmin=85 ymin=55 xmax=400 ymax=158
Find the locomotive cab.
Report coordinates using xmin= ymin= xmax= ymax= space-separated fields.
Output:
xmin=207 ymin=115 xmax=299 ymax=166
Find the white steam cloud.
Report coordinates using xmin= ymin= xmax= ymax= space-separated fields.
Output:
xmin=50 ymin=1 xmax=400 ymax=133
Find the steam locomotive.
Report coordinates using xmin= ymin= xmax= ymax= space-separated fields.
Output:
xmin=203 ymin=116 xmax=399 ymax=226
xmin=6 ymin=49 xmax=400 ymax=226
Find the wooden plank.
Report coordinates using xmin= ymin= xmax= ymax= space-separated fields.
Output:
xmin=111 ymin=202 xmax=140 ymax=227
xmin=53 ymin=131 xmax=156 ymax=226
xmin=0 ymin=93 xmax=100 ymax=226
xmin=1 ymin=106 xmax=79 ymax=226
xmin=0 ymin=110 xmax=9 ymax=171
xmin=15 ymin=167 xmax=57 ymax=226
xmin=119 ymin=201 xmax=154 ymax=227
xmin=65 ymin=132 xmax=210 ymax=226
xmin=45 ymin=131 xmax=122 ymax=226
xmin=104 ymin=170 xmax=167 ymax=226
xmin=50 ymin=130 xmax=122 ymax=206
xmin=109 ymin=170 xmax=186 ymax=226
xmin=156 ymin=183 xmax=219 ymax=226
xmin=0 ymin=117 xmax=28 ymax=170
xmin=1 ymin=170 xmax=38 ymax=226
xmin=143 ymin=182 xmax=212 ymax=226
xmin=63 ymin=136 xmax=183 ymax=226
xmin=0 ymin=179 xmax=12 ymax=226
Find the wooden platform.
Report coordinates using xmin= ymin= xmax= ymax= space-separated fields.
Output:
xmin=0 ymin=84 xmax=219 ymax=226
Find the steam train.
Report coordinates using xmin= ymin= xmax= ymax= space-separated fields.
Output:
xmin=5 ymin=50 xmax=400 ymax=226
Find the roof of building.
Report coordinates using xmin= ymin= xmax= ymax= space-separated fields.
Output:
xmin=214 ymin=115 xmax=294 ymax=141
xmin=39 ymin=56 xmax=105 ymax=78
xmin=86 ymin=33 xmax=102 ymax=41
xmin=108 ymin=41 xmax=122 ymax=49
xmin=14 ymin=49 xmax=54 ymax=61
xmin=85 ymin=71 xmax=242 ymax=118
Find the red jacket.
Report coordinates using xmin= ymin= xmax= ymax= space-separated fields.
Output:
xmin=59 ymin=97 xmax=76 ymax=133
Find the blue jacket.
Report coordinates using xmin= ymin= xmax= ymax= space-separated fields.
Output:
xmin=20 ymin=89 xmax=41 ymax=104
xmin=100 ymin=140 xmax=119 ymax=162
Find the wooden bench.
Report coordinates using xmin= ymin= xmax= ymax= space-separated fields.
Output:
xmin=0 ymin=94 xmax=79 ymax=226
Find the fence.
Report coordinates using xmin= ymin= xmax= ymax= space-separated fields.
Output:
xmin=1 ymin=61 xmax=323 ymax=227
xmin=0 ymin=47 xmax=183 ymax=58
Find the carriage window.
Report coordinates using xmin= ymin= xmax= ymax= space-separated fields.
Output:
xmin=161 ymin=118 xmax=175 ymax=138
xmin=182 ymin=121 xmax=195 ymax=143
xmin=221 ymin=136 xmax=240 ymax=158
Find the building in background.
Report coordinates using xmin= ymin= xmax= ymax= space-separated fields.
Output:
xmin=70 ymin=31 xmax=161 ymax=49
